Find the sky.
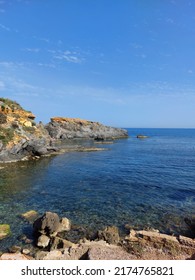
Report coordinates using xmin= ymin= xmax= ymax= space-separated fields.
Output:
xmin=0 ymin=0 xmax=195 ymax=128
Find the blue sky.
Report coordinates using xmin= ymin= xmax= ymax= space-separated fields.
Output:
xmin=0 ymin=0 xmax=195 ymax=128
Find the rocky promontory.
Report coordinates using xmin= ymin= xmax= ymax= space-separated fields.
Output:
xmin=45 ymin=117 xmax=128 ymax=140
xmin=0 ymin=98 xmax=128 ymax=163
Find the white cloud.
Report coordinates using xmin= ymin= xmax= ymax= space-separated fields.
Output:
xmin=49 ymin=49 xmax=84 ymax=64
xmin=0 ymin=23 xmax=10 ymax=31
xmin=23 ymin=48 xmax=40 ymax=53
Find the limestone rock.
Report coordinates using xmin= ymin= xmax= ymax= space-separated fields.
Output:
xmin=0 ymin=224 xmax=11 ymax=240
xmin=0 ymin=253 xmax=33 ymax=260
xmin=37 ymin=235 xmax=50 ymax=248
xmin=22 ymin=248 xmax=30 ymax=255
xmin=0 ymin=98 xmax=52 ymax=163
xmin=20 ymin=210 xmax=39 ymax=223
xmin=8 ymin=245 xmax=21 ymax=253
xmin=136 ymin=230 xmax=179 ymax=244
xmin=57 ymin=217 xmax=71 ymax=233
xmin=98 ymin=226 xmax=120 ymax=244
xmin=36 ymin=250 xmax=63 ymax=260
xmin=45 ymin=117 xmax=128 ymax=140
xmin=33 ymin=212 xmax=60 ymax=236
xmin=88 ymin=245 xmax=135 ymax=260
xmin=137 ymin=135 xmax=149 ymax=139
xmin=50 ymin=237 xmax=75 ymax=250
xmin=125 ymin=229 xmax=139 ymax=242
xmin=178 ymin=235 xmax=195 ymax=248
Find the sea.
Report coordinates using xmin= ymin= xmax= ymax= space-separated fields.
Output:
xmin=0 ymin=128 xmax=195 ymax=251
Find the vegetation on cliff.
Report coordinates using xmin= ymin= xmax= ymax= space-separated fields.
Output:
xmin=0 ymin=98 xmax=128 ymax=162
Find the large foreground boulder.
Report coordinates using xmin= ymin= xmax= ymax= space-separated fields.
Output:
xmin=33 ymin=212 xmax=60 ymax=236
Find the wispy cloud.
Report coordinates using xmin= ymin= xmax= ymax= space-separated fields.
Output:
xmin=129 ymin=43 xmax=143 ymax=49
xmin=51 ymin=49 xmax=84 ymax=64
xmin=0 ymin=74 xmax=47 ymax=98
xmin=0 ymin=23 xmax=10 ymax=31
xmin=166 ymin=18 xmax=174 ymax=24
xmin=23 ymin=48 xmax=40 ymax=53
xmin=33 ymin=36 xmax=50 ymax=43
xmin=0 ymin=61 xmax=26 ymax=69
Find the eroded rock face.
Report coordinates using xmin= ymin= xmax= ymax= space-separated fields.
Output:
xmin=0 ymin=98 xmax=53 ymax=162
xmin=45 ymin=117 xmax=128 ymax=140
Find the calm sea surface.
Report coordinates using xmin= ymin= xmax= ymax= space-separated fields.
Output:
xmin=0 ymin=128 xmax=195 ymax=250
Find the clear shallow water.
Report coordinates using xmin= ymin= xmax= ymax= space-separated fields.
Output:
xmin=0 ymin=128 xmax=195 ymax=251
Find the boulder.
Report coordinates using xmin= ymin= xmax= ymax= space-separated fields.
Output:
xmin=50 ymin=237 xmax=75 ymax=251
xmin=97 ymin=226 xmax=120 ymax=244
xmin=125 ymin=229 xmax=139 ymax=242
xmin=8 ymin=245 xmax=21 ymax=253
xmin=0 ymin=224 xmax=11 ymax=240
xmin=35 ymin=250 xmax=63 ymax=260
xmin=37 ymin=235 xmax=50 ymax=248
xmin=137 ymin=135 xmax=148 ymax=139
xmin=33 ymin=212 xmax=60 ymax=236
xmin=57 ymin=217 xmax=71 ymax=233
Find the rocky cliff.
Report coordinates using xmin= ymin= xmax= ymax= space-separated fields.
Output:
xmin=0 ymin=98 xmax=53 ymax=162
xmin=45 ymin=117 xmax=128 ymax=140
xmin=0 ymin=98 xmax=128 ymax=162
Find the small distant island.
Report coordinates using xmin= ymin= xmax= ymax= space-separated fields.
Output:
xmin=0 ymin=98 xmax=128 ymax=163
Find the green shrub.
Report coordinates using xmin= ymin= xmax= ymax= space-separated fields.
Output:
xmin=0 ymin=127 xmax=14 ymax=145
xmin=0 ymin=98 xmax=23 ymax=110
xmin=0 ymin=113 xmax=7 ymax=124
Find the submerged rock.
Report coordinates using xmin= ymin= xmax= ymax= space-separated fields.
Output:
xmin=20 ymin=210 xmax=39 ymax=223
xmin=184 ymin=217 xmax=195 ymax=237
xmin=0 ymin=224 xmax=11 ymax=240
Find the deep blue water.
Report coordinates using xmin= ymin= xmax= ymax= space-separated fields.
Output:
xmin=0 ymin=128 xmax=195 ymax=251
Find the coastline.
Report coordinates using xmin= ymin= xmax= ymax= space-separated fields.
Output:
xmin=0 ymin=211 xmax=195 ymax=260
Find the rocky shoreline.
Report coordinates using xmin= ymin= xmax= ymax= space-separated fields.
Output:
xmin=0 ymin=211 xmax=195 ymax=260
xmin=0 ymin=98 xmax=128 ymax=163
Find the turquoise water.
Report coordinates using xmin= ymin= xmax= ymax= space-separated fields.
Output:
xmin=0 ymin=128 xmax=195 ymax=251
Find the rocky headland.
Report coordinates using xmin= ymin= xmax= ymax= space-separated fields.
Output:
xmin=0 ymin=211 xmax=195 ymax=260
xmin=46 ymin=117 xmax=128 ymax=140
xmin=0 ymin=98 xmax=128 ymax=163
